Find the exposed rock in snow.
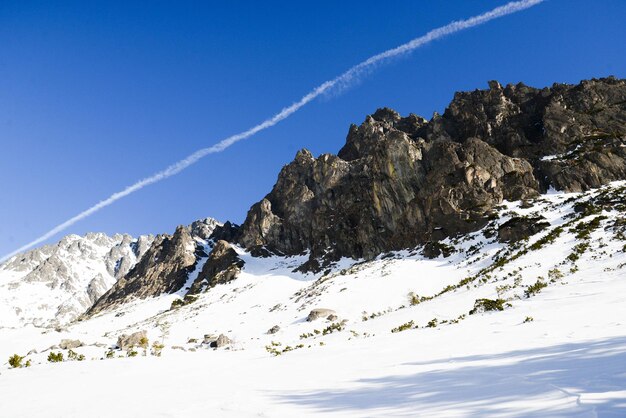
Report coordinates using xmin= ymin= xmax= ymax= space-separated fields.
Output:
xmin=187 ymin=240 xmax=244 ymax=295
xmin=237 ymin=77 xmax=626 ymax=271
xmin=307 ymin=308 xmax=337 ymax=322
xmin=86 ymin=218 xmax=220 ymax=316
xmin=117 ymin=330 xmax=148 ymax=351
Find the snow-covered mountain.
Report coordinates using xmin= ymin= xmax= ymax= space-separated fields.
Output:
xmin=0 ymin=218 xmax=221 ymax=329
xmin=0 ymin=232 xmax=155 ymax=327
xmin=1 ymin=78 xmax=625 ymax=417
xmin=1 ymin=182 xmax=625 ymax=416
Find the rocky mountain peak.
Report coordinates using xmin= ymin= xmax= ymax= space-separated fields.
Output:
xmin=237 ymin=77 xmax=625 ymax=271
xmin=85 ymin=218 xmax=220 ymax=316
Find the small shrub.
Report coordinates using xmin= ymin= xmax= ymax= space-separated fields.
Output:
xmin=548 ymin=268 xmax=564 ymax=282
xmin=322 ymin=322 xmax=344 ymax=335
xmin=265 ymin=346 xmax=281 ymax=356
xmin=105 ymin=349 xmax=115 ymax=359
xmin=469 ymin=298 xmax=506 ymax=315
xmin=151 ymin=342 xmax=164 ymax=357
xmin=391 ymin=320 xmax=415 ymax=333
xmin=127 ymin=349 xmax=138 ymax=358
xmin=523 ymin=316 xmax=534 ymax=323
xmin=8 ymin=354 xmax=24 ymax=368
xmin=170 ymin=299 xmax=185 ymax=309
xmin=529 ymin=227 xmax=564 ymax=251
xmin=139 ymin=337 xmax=149 ymax=349
xmin=525 ymin=280 xmax=548 ymax=298
xmin=67 ymin=349 xmax=85 ymax=361
xmin=408 ymin=292 xmax=420 ymax=306
xmin=48 ymin=352 xmax=64 ymax=363
xmin=426 ymin=318 xmax=439 ymax=328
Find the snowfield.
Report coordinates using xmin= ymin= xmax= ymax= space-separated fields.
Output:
xmin=1 ymin=183 xmax=626 ymax=417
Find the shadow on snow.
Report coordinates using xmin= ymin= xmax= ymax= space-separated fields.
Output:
xmin=275 ymin=336 xmax=626 ymax=417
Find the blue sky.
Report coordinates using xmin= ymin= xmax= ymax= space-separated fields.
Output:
xmin=1 ymin=0 xmax=625 ymax=256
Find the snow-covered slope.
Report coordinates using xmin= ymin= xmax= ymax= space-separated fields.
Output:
xmin=0 ymin=232 xmax=154 ymax=327
xmin=1 ymin=183 xmax=625 ymax=417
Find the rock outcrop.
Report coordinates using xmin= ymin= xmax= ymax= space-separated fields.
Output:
xmin=187 ymin=240 xmax=244 ymax=295
xmin=86 ymin=219 xmax=219 ymax=316
xmin=497 ymin=216 xmax=550 ymax=243
xmin=237 ymin=78 xmax=626 ymax=270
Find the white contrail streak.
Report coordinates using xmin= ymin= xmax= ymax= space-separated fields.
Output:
xmin=1 ymin=0 xmax=544 ymax=263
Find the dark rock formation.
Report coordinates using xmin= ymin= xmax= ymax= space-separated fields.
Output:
xmin=187 ymin=240 xmax=244 ymax=295
xmin=497 ymin=216 xmax=550 ymax=243
xmin=237 ymin=77 xmax=626 ymax=270
xmin=86 ymin=226 xmax=200 ymax=316
xmin=434 ymin=77 xmax=626 ymax=190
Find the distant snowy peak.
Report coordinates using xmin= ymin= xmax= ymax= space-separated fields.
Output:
xmin=0 ymin=231 xmax=155 ymax=328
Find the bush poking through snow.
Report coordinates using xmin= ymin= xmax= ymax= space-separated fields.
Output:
xmin=322 ymin=322 xmax=344 ymax=335
xmin=525 ymin=280 xmax=548 ymax=298
xmin=391 ymin=320 xmax=415 ymax=333
xmin=426 ymin=318 xmax=439 ymax=328
xmin=47 ymin=352 xmax=63 ymax=363
xmin=469 ymin=298 xmax=507 ymax=315
xmin=151 ymin=342 xmax=164 ymax=357
xmin=170 ymin=295 xmax=198 ymax=310
xmin=8 ymin=354 xmax=24 ymax=368
xmin=67 ymin=349 xmax=85 ymax=361
xmin=523 ymin=316 xmax=534 ymax=323
xmin=408 ymin=292 xmax=420 ymax=306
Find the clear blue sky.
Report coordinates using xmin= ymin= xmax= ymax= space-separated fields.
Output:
xmin=1 ymin=0 xmax=625 ymax=255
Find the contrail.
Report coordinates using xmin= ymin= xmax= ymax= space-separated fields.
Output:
xmin=1 ymin=0 xmax=544 ymax=263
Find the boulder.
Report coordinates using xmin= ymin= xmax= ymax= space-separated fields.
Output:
xmin=59 ymin=339 xmax=83 ymax=350
xmin=307 ymin=308 xmax=336 ymax=322
xmin=267 ymin=325 xmax=280 ymax=335
xmin=497 ymin=217 xmax=550 ymax=243
xmin=117 ymin=330 xmax=148 ymax=351
xmin=210 ymin=334 xmax=231 ymax=348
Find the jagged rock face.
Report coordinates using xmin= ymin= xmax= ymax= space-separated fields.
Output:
xmin=86 ymin=218 xmax=220 ymax=316
xmin=436 ymin=77 xmax=626 ymax=190
xmin=238 ymin=113 xmax=538 ymax=267
xmin=190 ymin=218 xmax=220 ymax=240
xmin=238 ymin=78 xmax=625 ymax=269
xmin=188 ymin=240 xmax=244 ymax=295
xmin=0 ymin=232 xmax=154 ymax=327
xmin=87 ymin=226 xmax=201 ymax=315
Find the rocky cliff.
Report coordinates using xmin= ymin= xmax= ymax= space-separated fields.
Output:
xmin=85 ymin=218 xmax=219 ymax=315
xmin=237 ymin=77 xmax=626 ymax=270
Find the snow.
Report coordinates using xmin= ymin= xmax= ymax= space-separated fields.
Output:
xmin=1 ymin=183 xmax=625 ymax=417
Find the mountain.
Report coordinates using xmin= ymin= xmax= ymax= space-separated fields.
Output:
xmin=1 ymin=181 xmax=625 ymax=416
xmin=237 ymin=77 xmax=626 ymax=270
xmin=0 ymin=232 xmax=154 ymax=327
xmin=1 ymin=77 xmax=625 ymax=417
xmin=86 ymin=218 xmax=219 ymax=315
